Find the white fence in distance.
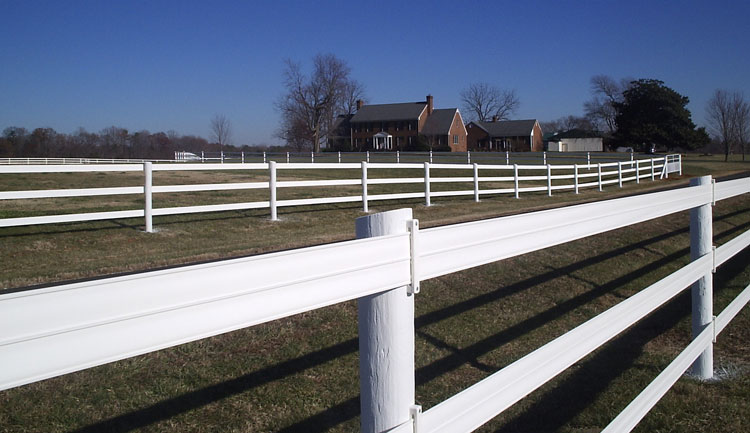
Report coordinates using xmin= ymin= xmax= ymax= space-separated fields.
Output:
xmin=0 ymin=155 xmax=681 ymax=230
xmin=0 ymin=175 xmax=748 ymax=433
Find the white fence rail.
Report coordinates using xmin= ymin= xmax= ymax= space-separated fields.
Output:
xmin=0 ymin=155 xmax=681 ymax=230
xmin=0 ymin=175 xmax=748 ymax=433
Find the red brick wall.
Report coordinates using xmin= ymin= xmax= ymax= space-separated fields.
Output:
xmin=448 ymin=112 xmax=467 ymax=152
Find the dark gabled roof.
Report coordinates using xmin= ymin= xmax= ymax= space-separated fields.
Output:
xmin=350 ymin=102 xmax=427 ymax=123
xmin=421 ymin=109 xmax=458 ymax=135
xmin=545 ymin=128 xmax=602 ymax=140
xmin=471 ymin=119 xmax=538 ymax=137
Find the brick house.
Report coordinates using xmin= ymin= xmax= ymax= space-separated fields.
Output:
xmin=348 ymin=95 xmax=467 ymax=152
xmin=466 ymin=118 xmax=543 ymax=152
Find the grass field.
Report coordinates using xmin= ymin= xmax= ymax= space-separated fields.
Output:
xmin=0 ymin=153 xmax=748 ymax=432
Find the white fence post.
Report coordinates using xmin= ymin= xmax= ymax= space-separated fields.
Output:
xmin=269 ymin=161 xmax=278 ymax=221
xmin=263 ymin=152 xmax=267 ymax=164
xmin=241 ymin=152 xmax=245 ymax=164
xmin=144 ymin=162 xmax=153 ymax=233
xmin=574 ymin=164 xmax=579 ymax=194
xmin=367 ymin=151 xmax=371 ymax=163
xmin=397 ymin=151 xmax=400 ymax=164
xmin=429 ymin=150 xmax=433 ymax=164
xmin=356 ymin=208 xmax=415 ymax=433
xmin=338 ymin=151 xmax=341 ymax=163
xmin=664 ymin=156 xmax=669 ymax=179
xmin=543 ymin=151 xmax=547 ymax=165
xmin=598 ymin=163 xmax=603 ymax=192
xmin=618 ymin=161 xmax=623 ymax=188
xmin=630 ymin=150 xmax=634 ymax=161
xmin=513 ymin=163 xmax=519 ymax=199
xmin=678 ymin=154 xmax=682 ymax=176
xmin=361 ymin=161 xmax=369 ymax=213
xmin=473 ymin=163 xmax=480 ymax=202
xmin=651 ymin=158 xmax=655 ymax=181
xmin=201 ymin=151 xmax=204 ymax=162
xmin=690 ymin=175 xmax=713 ymax=379
xmin=221 ymin=151 xmax=224 ymax=163
xmin=547 ymin=164 xmax=552 ymax=197
xmin=311 ymin=152 xmax=314 ymax=163
xmin=506 ymin=151 xmax=509 ymax=165
xmin=467 ymin=151 xmax=471 ymax=164
xmin=635 ymin=160 xmax=640 ymax=184
xmin=587 ymin=151 xmax=591 ymax=166
xmin=424 ymin=162 xmax=431 ymax=206
xmin=286 ymin=152 xmax=290 ymax=163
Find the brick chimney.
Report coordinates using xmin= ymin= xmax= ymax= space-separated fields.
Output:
xmin=492 ymin=115 xmax=499 ymax=122
xmin=426 ymin=95 xmax=433 ymax=115
xmin=356 ymin=99 xmax=364 ymax=111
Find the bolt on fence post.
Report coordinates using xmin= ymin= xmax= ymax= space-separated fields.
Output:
xmin=618 ymin=161 xmax=623 ymax=188
xmin=473 ymin=163 xmax=480 ymax=202
xmin=513 ymin=163 xmax=519 ymax=198
xmin=597 ymin=163 xmax=603 ymax=191
xmin=144 ymin=162 xmax=153 ymax=233
xmin=547 ymin=164 xmax=552 ymax=196
xmin=424 ymin=162 xmax=431 ymax=206
xmin=690 ymin=175 xmax=713 ymax=379
xmin=574 ymin=164 xmax=579 ymax=194
xmin=356 ymin=208 xmax=416 ymax=433
xmin=361 ymin=161 xmax=369 ymax=212
xmin=269 ymin=161 xmax=278 ymax=221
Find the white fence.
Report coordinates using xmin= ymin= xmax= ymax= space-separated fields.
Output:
xmin=0 ymin=174 xmax=748 ymax=433
xmin=0 ymin=155 xmax=681 ymax=230
xmin=0 ymin=157 xmax=177 ymax=165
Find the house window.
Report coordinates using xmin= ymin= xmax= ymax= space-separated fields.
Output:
xmin=408 ymin=122 xmax=413 ymax=131
xmin=453 ymin=135 xmax=458 ymax=145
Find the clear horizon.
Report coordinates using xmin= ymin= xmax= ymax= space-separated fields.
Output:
xmin=2 ymin=0 xmax=748 ymax=145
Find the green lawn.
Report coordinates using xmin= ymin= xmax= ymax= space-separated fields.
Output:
xmin=0 ymin=154 xmax=748 ymax=432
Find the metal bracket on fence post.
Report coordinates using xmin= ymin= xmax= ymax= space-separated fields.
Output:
xmin=513 ymin=163 xmax=519 ymax=199
xmin=269 ymin=161 xmax=278 ymax=221
xmin=407 ymin=219 xmax=420 ymax=295
xmin=410 ymin=405 xmax=422 ymax=433
xmin=424 ymin=162 xmax=431 ymax=206
xmin=144 ymin=162 xmax=153 ymax=233
xmin=473 ymin=163 xmax=480 ymax=202
xmin=547 ymin=164 xmax=552 ymax=196
xmin=361 ymin=161 xmax=369 ymax=213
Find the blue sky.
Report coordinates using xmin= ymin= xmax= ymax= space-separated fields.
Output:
xmin=2 ymin=0 xmax=749 ymax=146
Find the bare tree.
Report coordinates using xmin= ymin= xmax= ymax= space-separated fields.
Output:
xmin=460 ymin=83 xmax=520 ymax=122
xmin=210 ymin=114 xmax=233 ymax=152
xmin=583 ymin=75 xmax=633 ymax=133
xmin=277 ymin=54 xmax=358 ymax=153
xmin=706 ymin=89 xmax=740 ymax=161
xmin=732 ymin=95 xmax=749 ymax=161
